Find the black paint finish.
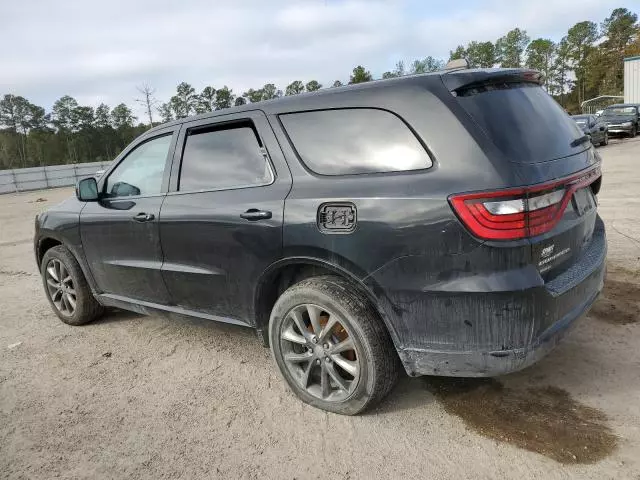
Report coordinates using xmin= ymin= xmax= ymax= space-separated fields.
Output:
xmin=81 ymin=195 xmax=170 ymax=304
xmin=34 ymin=69 xmax=606 ymax=377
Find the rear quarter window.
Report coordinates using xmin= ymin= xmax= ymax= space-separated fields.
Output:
xmin=279 ymin=108 xmax=432 ymax=175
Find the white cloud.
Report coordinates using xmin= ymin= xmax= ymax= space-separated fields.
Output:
xmin=0 ymin=0 xmax=626 ymax=118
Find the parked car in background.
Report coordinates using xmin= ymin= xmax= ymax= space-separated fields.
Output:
xmin=571 ymin=114 xmax=609 ymax=146
xmin=34 ymin=68 xmax=606 ymax=415
xmin=600 ymin=104 xmax=639 ymax=137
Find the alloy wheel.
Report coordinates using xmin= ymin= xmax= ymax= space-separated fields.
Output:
xmin=280 ymin=304 xmax=360 ymax=402
xmin=45 ymin=259 xmax=76 ymax=316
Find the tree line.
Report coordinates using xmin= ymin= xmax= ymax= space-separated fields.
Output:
xmin=1 ymin=7 xmax=638 ymax=170
xmin=447 ymin=7 xmax=639 ymax=107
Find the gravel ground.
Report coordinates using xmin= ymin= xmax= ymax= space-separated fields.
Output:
xmin=1 ymin=137 xmax=640 ymax=480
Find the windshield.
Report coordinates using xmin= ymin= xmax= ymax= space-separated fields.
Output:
xmin=602 ymin=107 xmax=636 ymax=116
xmin=455 ymin=83 xmax=586 ymax=163
xmin=573 ymin=116 xmax=588 ymax=126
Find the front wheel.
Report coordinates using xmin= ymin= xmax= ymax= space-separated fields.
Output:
xmin=41 ymin=245 xmax=103 ymax=325
xmin=630 ymin=126 xmax=637 ymax=138
xmin=269 ymin=276 xmax=398 ymax=415
xmin=601 ymin=132 xmax=609 ymax=146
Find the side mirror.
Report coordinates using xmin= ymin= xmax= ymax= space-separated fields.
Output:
xmin=76 ymin=177 xmax=100 ymax=202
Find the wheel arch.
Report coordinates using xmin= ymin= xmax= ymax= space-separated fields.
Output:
xmin=37 ymin=236 xmax=62 ymax=266
xmin=253 ymin=256 xmax=401 ymax=349
xmin=36 ymin=233 xmax=100 ymax=296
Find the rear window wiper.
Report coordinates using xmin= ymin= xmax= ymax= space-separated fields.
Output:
xmin=570 ymin=135 xmax=590 ymax=147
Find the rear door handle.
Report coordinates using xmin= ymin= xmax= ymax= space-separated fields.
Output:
xmin=132 ymin=212 xmax=155 ymax=222
xmin=240 ymin=209 xmax=272 ymax=221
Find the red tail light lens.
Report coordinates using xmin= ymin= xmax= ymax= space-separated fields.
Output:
xmin=449 ymin=168 xmax=601 ymax=240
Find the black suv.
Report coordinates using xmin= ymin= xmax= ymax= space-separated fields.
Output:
xmin=571 ymin=114 xmax=609 ymax=146
xmin=600 ymin=103 xmax=639 ymax=137
xmin=35 ymin=68 xmax=606 ymax=415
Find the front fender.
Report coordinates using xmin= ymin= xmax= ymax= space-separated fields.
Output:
xmin=36 ymin=203 xmax=99 ymax=296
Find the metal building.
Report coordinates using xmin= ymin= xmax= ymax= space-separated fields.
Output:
xmin=624 ymin=56 xmax=640 ymax=103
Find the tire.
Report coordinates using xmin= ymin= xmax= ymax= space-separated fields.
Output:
xmin=631 ymin=126 xmax=637 ymax=138
xmin=269 ymin=275 xmax=399 ymax=415
xmin=600 ymin=132 xmax=609 ymax=146
xmin=41 ymin=245 xmax=103 ymax=326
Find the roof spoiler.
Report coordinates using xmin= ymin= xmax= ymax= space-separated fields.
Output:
xmin=441 ymin=69 xmax=543 ymax=93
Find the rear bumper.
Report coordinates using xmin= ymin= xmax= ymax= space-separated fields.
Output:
xmin=373 ymin=218 xmax=607 ymax=377
xmin=398 ymin=276 xmax=603 ymax=376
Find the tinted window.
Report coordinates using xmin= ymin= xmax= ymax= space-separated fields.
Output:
xmin=602 ymin=106 xmax=637 ymax=116
xmin=280 ymin=109 xmax=432 ymax=175
xmin=105 ymin=134 xmax=172 ymax=197
xmin=179 ymin=125 xmax=273 ymax=191
xmin=456 ymin=83 xmax=585 ymax=163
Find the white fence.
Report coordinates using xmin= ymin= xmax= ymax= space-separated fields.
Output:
xmin=0 ymin=162 xmax=111 ymax=194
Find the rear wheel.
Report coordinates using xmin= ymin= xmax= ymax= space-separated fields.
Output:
xmin=600 ymin=132 xmax=609 ymax=146
xmin=41 ymin=245 xmax=103 ymax=325
xmin=269 ymin=275 xmax=398 ymax=415
xmin=630 ymin=126 xmax=637 ymax=138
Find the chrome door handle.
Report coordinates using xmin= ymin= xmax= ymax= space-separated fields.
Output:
xmin=133 ymin=212 xmax=155 ymax=222
xmin=240 ymin=209 xmax=272 ymax=221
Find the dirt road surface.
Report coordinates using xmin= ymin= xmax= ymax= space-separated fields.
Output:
xmin=2 ymin=138 xmax=640 ymax=479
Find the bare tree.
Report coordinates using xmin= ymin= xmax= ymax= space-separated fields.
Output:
xmin=135 ymin=83 xmax=158 ymax=126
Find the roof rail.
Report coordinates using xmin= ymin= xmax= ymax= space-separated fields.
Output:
xmin=443 ymin=58 xmax=469 ymax=72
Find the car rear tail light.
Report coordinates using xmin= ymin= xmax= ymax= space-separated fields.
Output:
xmin=449 ymin=167 xmax=601 ymax=240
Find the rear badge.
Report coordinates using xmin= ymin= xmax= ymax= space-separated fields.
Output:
xmin=541 ymin=245 xmax=555 ymax=258
xmin=318 ymin=203 xmax=357 ymax=234
xmin=538 ymin=243 xmax=570 ymax=272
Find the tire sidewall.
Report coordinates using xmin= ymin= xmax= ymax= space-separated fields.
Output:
xmin=40 ymin=246 xmax=95 ymax=326
xmin=269 ymin=283 xmax=377 ymax=415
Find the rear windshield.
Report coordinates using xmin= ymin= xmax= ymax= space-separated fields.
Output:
xmin=455 ymin=83 xmax=586 ymax=163
xmin=573 ymin=116 xmax=588 ymax=126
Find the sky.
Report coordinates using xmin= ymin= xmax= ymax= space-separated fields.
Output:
xmin=0 ymin=0 xmax=632 ymax=118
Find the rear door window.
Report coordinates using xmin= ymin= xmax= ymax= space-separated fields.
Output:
xmin=455 ymin=83 xmax=585 ymax=163
xmin=179 ymin=124 xmax=273 ymax=192
xmin=280 ymin=108 xmax=432 ymax=175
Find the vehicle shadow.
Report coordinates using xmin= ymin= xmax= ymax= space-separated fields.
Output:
xmin=95 ymin=308 xmax=143 ymax=325
xmin=374 ymin=319 xmax=636 ymax=416
xmin=94 ymin=305 xmax=635 ymax=419
xmin=94 ymin=306 xmax=260 ymax=347
xmin=367 ymin=373 xmax=435 ymax=415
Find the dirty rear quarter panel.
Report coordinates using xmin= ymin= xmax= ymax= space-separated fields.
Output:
xmin=270 ymin=85 xmax=525 ymax=349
